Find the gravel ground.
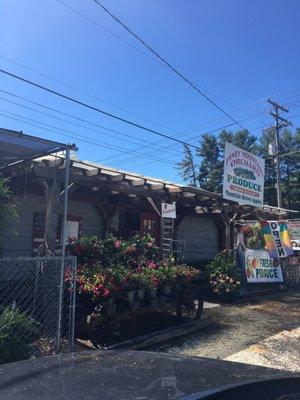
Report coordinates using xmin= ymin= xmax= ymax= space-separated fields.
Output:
xmin=155 ymin=290 xmax=300 ymax=370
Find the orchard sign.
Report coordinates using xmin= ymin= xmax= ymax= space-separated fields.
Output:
xmin=223 ymin=142 xmax=265 ymax=207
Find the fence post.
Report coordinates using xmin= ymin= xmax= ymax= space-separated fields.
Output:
xmin=55 ymin=147 xmax=70 ymax=353
xmin=69 ymin=258 xmax=77 ymax=352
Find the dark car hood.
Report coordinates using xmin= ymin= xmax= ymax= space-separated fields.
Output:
xmin=0 ymin=350 xmax=297 ymax=399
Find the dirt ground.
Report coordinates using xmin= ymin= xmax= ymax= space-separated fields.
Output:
xmin=156 ymin=290 xmax=300 ymax=371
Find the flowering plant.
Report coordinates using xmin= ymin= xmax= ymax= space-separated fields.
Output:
xmin=206 ymin=250 xmax=241 ymax=300
xmin=209 ymin=272 xmax=240 ymax=297
xmin=66 ymin=234 xmax=200 ymax=300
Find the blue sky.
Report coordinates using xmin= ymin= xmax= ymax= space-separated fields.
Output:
xmin=1 ymin=0 xmax=300 ymax=182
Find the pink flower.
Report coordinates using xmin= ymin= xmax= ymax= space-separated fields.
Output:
xmin=103 ymin=288 xmax=110 ymax=297
xmin=148 ymin=261 xmax=157 ymax=270
xmin=114 ymin=239 xmax=122 ymax=248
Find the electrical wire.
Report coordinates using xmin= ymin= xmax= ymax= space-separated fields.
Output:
xmin=92 ymin=0 xmax=247 ymax=130
xmin=0 ymin=68 xmax=201 ymax=149
xmin=0 ymin=54 xmax=175 ymax=132
xmin=0 ymin=110 xmax=178 ymax=165
xmin=0 ymin=93 xmax=183 ymax=156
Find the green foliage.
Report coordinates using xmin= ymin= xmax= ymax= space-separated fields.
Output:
xmin=206 ymin=250 xmax=241 ymax=300
xmin=206 ymin=249 xmax=235 ymax=276
xmin=66 ymin=234 xmax=199 ymax=300
xmin=245 ymin=222 xmax=265 ymax=250
xmin=197 ymin=133 xmax=223 ymax=192
xmin=177 ymin=127 xmax=300 ymax=211
xmin=176 ymin=144 xmax=198 ymax=187
xmin=0 ymin=307 xmax=41 ymax=364
xmin=0 ymin=179 xmax=18 ymax=240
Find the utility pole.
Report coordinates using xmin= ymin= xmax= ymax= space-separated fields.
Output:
xmin=267 ymin=98 xmax=291 ymax=208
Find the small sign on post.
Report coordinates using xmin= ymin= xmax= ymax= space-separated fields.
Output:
xmin=223 ymin=142 xmax=265 ymax=207
xmin=161 ymin=202 xmax=176 ymax=219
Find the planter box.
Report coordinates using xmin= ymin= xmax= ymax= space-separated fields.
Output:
xmin=149 ymin=288 xmax=158 ymax=298
xmin=162 ymin=285 xmax=172 ymax=295
xmin=150 ymin=297 xmax=159 ymax=307
xmin=127 ymin=290 xmax=136 ymax=302
xmin=159 ymin=296 xmax=167 ymax=306
xmin=137 ymin=288 xmax=146 ymax=300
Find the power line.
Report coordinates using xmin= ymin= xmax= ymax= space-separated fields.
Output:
xmin=92 ymin=0 xmax=247 ymax=130
xmin=56 ymin=0 xmax=167 ymax=69
xmin=0 ymin=93 xmax=183 ymax=157
xmin=0 ymin=111 xmax=178 ymax=165
xmin=0 ymin=68 xmax=201 ymax=149
xmin=102 ymin=111 xmax=268 ymax=165
xmin=0 ymin=54 xmax=175 ymax=132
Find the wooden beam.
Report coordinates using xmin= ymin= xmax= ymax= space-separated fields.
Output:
xmin=109 ymin=174 xmax=125 ymax=182
xmin=43 ymin=178 xmax=60 ymax=254
xmin=130 ymin=179 xmax=146 ymax=187
xmin=146 ymin=197 xmax=161 ymax=216
xmin=59 ymin=182 xmax=76 ymax=196
xmin=84 ymin=168 xmax=99 ymax=177
xmin=167 ymin=187 xmax=182 ymax=193
xmin=148 ymin=183 xmax=165 ymax=190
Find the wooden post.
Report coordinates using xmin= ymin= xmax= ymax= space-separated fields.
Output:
xmin=43 ymin=177 xmax=60 ymax=254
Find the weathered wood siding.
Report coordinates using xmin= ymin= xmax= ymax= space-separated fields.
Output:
xmin=177 ymin=216 xmax=219 ymax=263
xmin=1 ymin=194 xmax=103 ymax=257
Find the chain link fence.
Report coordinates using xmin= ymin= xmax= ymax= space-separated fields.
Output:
xmin=0 ymin=256 xmax=76 ymax=364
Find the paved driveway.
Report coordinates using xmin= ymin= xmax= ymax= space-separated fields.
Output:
xmin=156 ymin=290 xmax=300 ymax=372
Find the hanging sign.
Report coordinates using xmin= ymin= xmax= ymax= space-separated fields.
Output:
xmin=223 ymin=142 xmax=265 ymax=207
xmin=161 ymin=202 xmax=176 ymax=219
xmin=287 ymin=220 xmax=300 ymax=248
xmin=245 ymin=249 xmax=283 ymax=283
xmin=261 ymin=220 xmax=294 ymax=258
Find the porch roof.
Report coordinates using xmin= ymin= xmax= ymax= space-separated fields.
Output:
xmin=3 ymin=155 xmax=297 ymax=217
xmin=0 ymin=128 xmax=77 ymax=170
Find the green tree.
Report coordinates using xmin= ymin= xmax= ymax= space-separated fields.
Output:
xmin=177 ymin=129 xmax=258 ymax=194
xmin=197 ymin=133 xmax=223 ymax=192
xmin=176 ymin=144 xmax=198 ymax=187
xmin=280 ymin=128 xmax=300 ymax=210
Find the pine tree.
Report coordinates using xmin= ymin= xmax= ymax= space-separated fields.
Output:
xmin=176 ymin=144 xmax=198 ymax=187
xmin=197 ymin=133 xmax=223 ymax=192
xmin=280 ymin=128 xmax=300 ymax=210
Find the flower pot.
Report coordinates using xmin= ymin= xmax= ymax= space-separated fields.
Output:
xmin=137 ymin=288 xmax=146 ymax=300
xmin=149 ymin=288 xmax=158 ymax=298
xmin=163 ymin=285 xmax=172 ymax=295
xmin=127 ymin=290 xmax=136 ymax=302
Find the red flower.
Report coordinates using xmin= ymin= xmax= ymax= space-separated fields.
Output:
xmin=151 ymin=277 xmax=160 ymax=287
